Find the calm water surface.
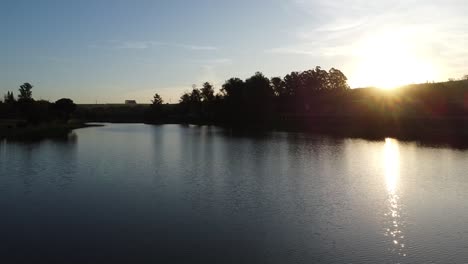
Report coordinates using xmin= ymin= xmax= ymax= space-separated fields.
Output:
xmin=1 ymin=124 xmax=468 ymax=263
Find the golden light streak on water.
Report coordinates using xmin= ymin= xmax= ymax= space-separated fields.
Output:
xmin=383 ymin=138 xmax=406 ymax=258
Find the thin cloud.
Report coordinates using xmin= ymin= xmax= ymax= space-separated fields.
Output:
xmin=177 ymin=44 xmax=218 ymax=51
xmin=265 ymin=48 xmax=316 ymax=56
xmin=192 ymin=58 xmax=232 ymax=65
xmin=90 ymin=40 xmax=218 ymax=51
xmin=267 ymin=0 xmax=468 ymax=80
xmin=115 ymin=41 xmax=163 ymax=49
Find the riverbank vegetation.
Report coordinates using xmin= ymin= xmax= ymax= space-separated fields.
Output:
xmin=5 ymin=68 xmax=468 ymax=142
xmin=75 ymin=67 xmax=468 ymax=142
xmin=0 ymin=83 xmax=86 ymax=139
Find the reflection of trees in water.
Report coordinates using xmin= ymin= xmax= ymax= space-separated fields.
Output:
xmin=49 ymin=133 xmax=78 ymax=190
xmin=383 ymin=138 xmax=407 ymax=259
xmin=3 ymin=133 xmax=79 ymax=193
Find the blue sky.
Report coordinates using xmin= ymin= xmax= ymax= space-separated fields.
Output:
xmin=1 ymin=0 xmax=467 ymax=103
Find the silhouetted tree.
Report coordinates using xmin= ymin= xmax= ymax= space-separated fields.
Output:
xmin=221 ymin=78 xmax=245 ymax=121
xmin=201 ymin=82 xmax=215 ymax=102
xmin=145 ymin=93 xmax=164 ymax=121
xmin=328 ymin=68 xmax=349 ymax=92
xmin=199 ymin=82 xmax=217 ymax=120
xmin=299 ymin=66 xmax=329 ymax=94
xmin=271 ymin=77 xmax=286 ymax=97
xmin=152 ymin=93 xmax=163 ymax=105
xmin=151 ymin=66 xmax=353 ymax=124
xmin=245 ymin=72 xmax=274 ymax=99
xmin=282 ymin=71 xmax=302 ymax=112
xmin=283 ymin=72 xmax=301 ymax=97
xmin=4 ymin=91 xmax=15 ymax=104
xmin=178 ymin=88 xmax=203 ymax=118
xmin=244 ymin=72 xmax=274 ymax=119
xmin=16 ymin=83 xmax=36 ymax=122
xmin=18 ymin=83 xmax=34 ymax=102
xmin=190 ymin=88 xmax=202 ymax=103
xmin=54 ymin=98 xmax=76 ymax=121
xmin=221 ymin=78 xmax=245 ymax=101
xmin=179 ymin=92 xmax=191 ymax=105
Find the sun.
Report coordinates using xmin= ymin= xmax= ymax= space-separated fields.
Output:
xmin=349 ymin=31 xmax=437 ymax=89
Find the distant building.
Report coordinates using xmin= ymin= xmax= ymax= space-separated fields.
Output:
xmin=125 ymin=100 xmax=137 ymax=105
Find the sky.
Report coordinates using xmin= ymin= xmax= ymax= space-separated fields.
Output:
xmin=1 ymin=0 xmax=467 ymax=103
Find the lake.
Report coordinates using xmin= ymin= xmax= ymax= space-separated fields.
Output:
xmin=1 ymin=123 xmax=468 ymax=263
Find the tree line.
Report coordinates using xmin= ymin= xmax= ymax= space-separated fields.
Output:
xmin=1 ymin=83 xmax=77 ymax=124
xmin=148 ymin=67 xmax=350 ymax=123
xmin=6 ymin=66 xmax=466 ymax=138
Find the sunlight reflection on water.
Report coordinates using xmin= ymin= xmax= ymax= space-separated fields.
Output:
xmin=383 ymin=138 xmax=406 ymax=258
xmin=3 ymin=125 xmax=468 ymax=263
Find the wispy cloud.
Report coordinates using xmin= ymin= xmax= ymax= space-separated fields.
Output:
xmin=192 ymin=58 xmax=232 ymax=65
xmin=115 ymin=41 xmax=163 ymax=49
xmin=268 ymin=0 xmax=468 ymax=80
xmin=177 ymin=44 xmax=218 ymax=51
xmin=90 ymin=40 xmax=219 ymax=51
xmin=265 ymin=48 xmax=316 ymax=56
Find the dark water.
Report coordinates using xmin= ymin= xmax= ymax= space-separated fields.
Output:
xmin=1 ymin=124 xmax=468 ymax=263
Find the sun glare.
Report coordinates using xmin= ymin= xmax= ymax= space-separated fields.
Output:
xmin=349 ymin=31 xmax=437 ymax=89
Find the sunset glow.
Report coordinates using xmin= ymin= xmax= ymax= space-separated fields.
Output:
xmin=349 ymin=31 xmax=438 ymax=89
xmin=1 ymin=1 xmax=466 ymax=102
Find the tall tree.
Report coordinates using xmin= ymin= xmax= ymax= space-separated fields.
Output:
xmin=299 ymin=67 xmax=329 ymax=94
xmin=245 ymin=72 xmax=274 ymax=119
xmin=201 ymin=82 xmax=215 ymax=102
xmin=190 ymin=88 xmax=202 ymax=103
xmin=221 ymin=78 xmax=246 ymax=121
xmin=152 ymin=93 xmax=163 ymax=105
xmin=283 ymin=72 xmax=301 ymax=97
xmin=18 ymin=83 xmax=34 ymax=102
xmin=4 ymin=91 xmax=15 ymax=103
xmin=245 ymin=72 xmax=274 ymax=99
xmin=221 ymin=78 xmax=245 ymax=101
xmin=147 ymin=93 xmax=164 ymax=121
xmin=328 ymin=68 xmax=349 ymax=92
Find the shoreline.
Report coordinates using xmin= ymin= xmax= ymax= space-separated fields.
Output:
xmin=0 ymin=122 xmax=102 ymax=140
xmin=143 ymin=116 xmax=468 ymax=148
xmin=3 ymin=118 xmax=468 ymax=148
